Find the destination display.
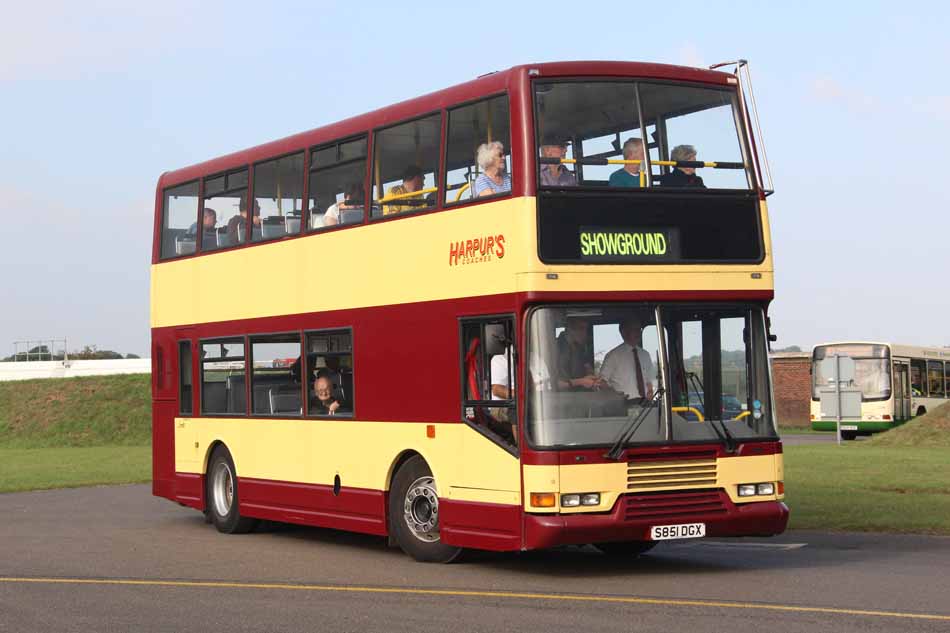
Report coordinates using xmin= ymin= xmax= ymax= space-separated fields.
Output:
xmin=537 ymin=191 xmax=763 ymax=264
xmin=579 ymin=227 xmax=679 ymax=261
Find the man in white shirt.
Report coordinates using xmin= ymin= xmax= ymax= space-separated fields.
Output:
xmin=599 ymin=317 xmax=656 ymax=400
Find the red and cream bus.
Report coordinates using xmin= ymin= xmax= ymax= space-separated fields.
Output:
xmin=151 ymin=60 xmax=787 ymax=562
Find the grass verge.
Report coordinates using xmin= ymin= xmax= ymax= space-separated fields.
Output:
xmin=0 ymin=446 xmax=151 ymax=494
xmin=784 ymin=443 xmax=950 ymax=535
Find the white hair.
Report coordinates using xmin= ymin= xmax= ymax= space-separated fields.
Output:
xmin=476 ymin=141 xmax=505 ymax=170
xmin=671 ymin=144 xmax=697 ymax=162
xmin=622 ymin=137 xmax=643 ymax=159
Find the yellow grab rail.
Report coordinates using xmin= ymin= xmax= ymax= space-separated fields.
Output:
xmin=454 ymin=182 xmax=471 ymax=201
xmin=735 ymin=411 xmax=751 ymax=420
xmin=550 ymin=158 xmax=742 ymax=169
xmin=375 ymin=186 xmax=438 ymax=204
xmin=672 ymin=406 xmax=705 ymax=422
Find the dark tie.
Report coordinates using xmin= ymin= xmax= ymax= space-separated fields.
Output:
xmin=633 ymin=347 xmax=646 ymax=398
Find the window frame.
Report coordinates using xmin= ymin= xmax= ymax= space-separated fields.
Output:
xmin=248 ymin=331 xmax=305 ymax=418
xmin=199 ymin=336 xmax=248 ymax=417
xmin=251 ymin=150 xmax=308 ymax=244
xmin=303 ymin=327 xmax=356 ymax=420
xmin=927 ymin=360 xmax=946 ymax=398
xmin=442 ymin=92 xmax=514 ymax=209
xmin=369 ymin=110 xmax=444 ymax=224
xmin=199 ymin=167 xmax=250 ymax=253
xmin=457 ymin=314 xmax=519 ymax=455
xmin=910 ymin=358 xmax=929 ymax=398
xmin=178 ymin=340 xmax=193 ymax=416
xmin=307 ymin=134 xmax=370 ymax=234
xmin=159 ymin=179 xmax=201 ymax=261
xmin=531 ymin=77 xmax=756 ymax=195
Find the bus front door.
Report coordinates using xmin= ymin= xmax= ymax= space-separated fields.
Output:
xmin=893 ymin=362 xmax=911 ymax=421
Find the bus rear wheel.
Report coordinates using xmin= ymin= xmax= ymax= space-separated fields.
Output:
xmin=841 ymin=431 xmax=857 ymax=441
xmin=389 ymin=456 xmax=462 ymax=563
xmin=593 ymin=541 xmax=656 ymax=557
xmin=207 ymin=446 xmax=258 ymax=534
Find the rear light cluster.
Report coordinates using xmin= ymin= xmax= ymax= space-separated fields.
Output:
xmin=737 ymin=482 xmax=779 ymax=497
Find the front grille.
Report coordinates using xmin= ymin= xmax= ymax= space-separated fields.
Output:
xmin=627 ymin=458 xmax=717 ymax=491
xmin=624 ymin=490 xmax=728 ymax=522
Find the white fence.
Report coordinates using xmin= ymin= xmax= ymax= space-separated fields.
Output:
xmin=0 ymin=359 xmax=152 ymax=382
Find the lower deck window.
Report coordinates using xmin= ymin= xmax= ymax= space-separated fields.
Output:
xmin=305 ymin=330 xmax=354 ymax=416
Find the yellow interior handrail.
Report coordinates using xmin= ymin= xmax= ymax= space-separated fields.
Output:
xmin=672 ymin=406 xmax=705 ymax=422
xmin=735 ymin=411 xmax=751 ymax=420
xmin=554 ymin=158 xmax=737 ymax=169
xmin=454 ymin=182 xmax=471 ymax=201
xmin=375 ymin=186 xmax=438 ymax=204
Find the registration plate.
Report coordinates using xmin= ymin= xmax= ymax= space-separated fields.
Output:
xmin=650 ymin=523 xmax=706 ymax=541
xmin=840 ymin=424 xmax=858 ymax=431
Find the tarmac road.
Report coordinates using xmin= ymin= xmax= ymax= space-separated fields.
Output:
xmin=1 ymin=485 xmax=948 ymax=632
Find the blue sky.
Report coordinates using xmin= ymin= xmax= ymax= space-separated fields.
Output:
xmin=1 ymin=1 xmax=948 ymax=356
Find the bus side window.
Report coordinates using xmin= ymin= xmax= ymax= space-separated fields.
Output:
xmin=460 ymin=318 xmax=517 ymax=449
xmin=444 ymin=95 xmax=511 ymax=204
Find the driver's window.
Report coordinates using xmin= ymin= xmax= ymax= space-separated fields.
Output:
xmin=460 ymin=317 xmax=517 ymax=449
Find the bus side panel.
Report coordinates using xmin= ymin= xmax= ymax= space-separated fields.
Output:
xmin=440 ymin=500 xmax=521 ymax=551
xmin=152 ymin=400 xmax=176 ymax=500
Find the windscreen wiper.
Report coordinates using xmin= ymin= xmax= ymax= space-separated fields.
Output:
xmin=709 ymin=418 xmax=738 ymax=453
xmin=604 ymin=388 xmax=665 ymax=461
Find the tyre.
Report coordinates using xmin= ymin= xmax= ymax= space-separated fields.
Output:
xmin=841 ymin=431 xmax=857 ymax=441
xmin=389 ymin=455 xmax=462 ymax=563
xmin=207 ymin=446 xmax=259 ymax=534
xmin=593 ymin=541 xmax=657 ymax=557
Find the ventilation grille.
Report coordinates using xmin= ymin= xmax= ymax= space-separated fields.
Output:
xmin=624 ymin=490 xmax=728 ymax=522
xmin=627 ymin=458 xmax=717 ymax=491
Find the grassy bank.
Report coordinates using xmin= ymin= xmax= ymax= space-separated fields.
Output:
xmin=0 ymin=374 xmax=150 ymax=448
xmin=784 ymin=443 xmax=950 ymax=534
xmin=0 ymin=374 xmax=151 ymax=493
xmin=0 ymin=446 xmax=151 ymax=493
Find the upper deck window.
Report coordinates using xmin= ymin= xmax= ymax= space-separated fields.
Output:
xmin=253 ymin=153 xmax=305 ymax=242
xmin=534 ymin=80 xmax=751 ymax=191
xmin=204 ymin=169 xmax=249 ymax=251
xmin=445 ymin=95 xmax=511 ymax=205
xmin=372 ymin=114 xmax=441 ymax=218
xmin=160 ymin=181 xmax=200 ymax=260
xmin=309 ymin=136 xmax=368 ymax=231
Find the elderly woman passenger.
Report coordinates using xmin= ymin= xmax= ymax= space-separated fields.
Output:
xmin=663 ymin=144 xmax=706 ymax=188
xmin=473 ymin=141 xmax=512 ymax=197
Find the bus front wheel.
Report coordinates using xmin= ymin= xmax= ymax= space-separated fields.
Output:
xmin=207 ymin=446 xmax=258 ymax=534
xmin=389 ymin=455 xmax=462 ymax=563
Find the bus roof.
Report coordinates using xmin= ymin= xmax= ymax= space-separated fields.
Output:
xmin=158 ymin=61 xmax=733 ymax=190
xmin=812 ymin=342 xmax=950 ymax=359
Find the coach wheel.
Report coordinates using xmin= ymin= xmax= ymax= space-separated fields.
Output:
xmin=390 ymin=455 xmax=462 ymax=563
xmin=841 ymin=431 xmax=857 ymax=441
xmin=916 ymin=407 xmax=926 ymax=417
xmin=207 ymin=446 xmax=258 ymax=534
xmin=593 ymin=541 xmax=657 ymax=557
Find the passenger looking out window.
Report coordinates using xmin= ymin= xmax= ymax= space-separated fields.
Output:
xmin=539 ymin=134 xmax=576 ymax=187
xmin=227 ymin=198 xmax=261 ymax=244
xmin=474 ymin=142 xmax=511 ymax=197
xmin=323 ymin=182 xmax=364 ymax=226
xmin=313 ymin=375 xmax=348 ymax=415
xmin=608 ymin=138 xmax=645 ymax=188
xmin=384 ymin=165 xmax=425 ymax=215
xmin=663 ymin=144 xmax=706 ymax=188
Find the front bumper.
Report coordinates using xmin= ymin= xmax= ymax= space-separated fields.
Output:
xmin=523 ymin=490 xmax=789 ymax=550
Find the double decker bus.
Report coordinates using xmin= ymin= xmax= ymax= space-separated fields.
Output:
xmin=811 ymin=342 xmax=950 ymax=439
xmin=151 ymin=60 xmax=787 ymax=562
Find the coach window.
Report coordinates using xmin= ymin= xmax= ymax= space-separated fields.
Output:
xmin=250 ymin=334 xmax=303 ymax=416
xmin=253 ymin=153 xmax=304 ymax=243
xmin=160 ymin=181 xmax=199 ymax=259
xmin=305 ymin=330 xmax=354 ymax=417
xmin=372 ymin=113 xmax=441 ymax=218
xmin=308 ymin=136 xmax=367 ymax=231
xmin=460 ymin=318 xmax=517 ymax=451
xmin=445 ymin=95 xmax=511 ymax=204
xmin=200 ymin=339 xmax=246 ymax=415
xmin=203 ymin=169 xmax=249 ymax=251
xmin=928 ymin=361 xmax=945 ymax=398
xmin=910 ymin=359 xmax=927 ymax=397
xmin=179 ymin=341 xmax=193 ymax=415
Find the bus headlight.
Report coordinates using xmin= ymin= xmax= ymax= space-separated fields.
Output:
xmin=738 ymin=484 xmax=756 ymax=497
xmin=738 ymin=483 xmax=776 ymax=497
xmin=756 ymin=483 xmax=775 ymax=496
xmin=580 ymin=493 xmax=601 ymax=506
xmin=561 ymin=494 xmax=581 ymax=507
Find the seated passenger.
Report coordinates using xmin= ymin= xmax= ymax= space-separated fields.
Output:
xmin=663 ymin=144 xmax=706 ymax=188
xmin=608 ymin=137 xmax=645 ymax=187
xmin=227 ymin=198 xmax=261 ymax=243
xmin=556 ymin=317 xmax=605 ymax=390
xmin=312 ymin=376 xmax=348 ymax=415
xmin=473 ymin=141 xmax=512 ymax=197
xmin=539 ymin=134 xmax=576 ymax=186
xmin=384 ymin=165 xmax=425 ymax=216
xmin=323 ymin=182 xmax=364 ymax=226
xmin=189 ymin=207 xmax=217 ymax=235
